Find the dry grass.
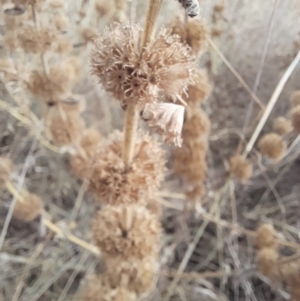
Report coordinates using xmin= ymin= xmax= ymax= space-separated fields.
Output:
xmin=1 ymin=0 xmax=300 ymax=301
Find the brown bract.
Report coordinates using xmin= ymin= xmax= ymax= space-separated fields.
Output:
xmin=13 ymin=192 xmax=43 ymax=222
xmin=87 ymin=130 xmax=165 ymax=205
xmin=92 ymin=205 xmax=161 ymax=259
xmin=258 ymin=133 xmax=286 ymax=161
xmin=90 ymin=23 xmax=196 ymax=107
xmin=255 ymin=224 xmax=277 ymax=250
xmin=0 ymin=157 xmax=14 ymax=183
xmin=229 ymin=154 xmax=253 ymax=181
xmin=273 ymin=116 xmax=292 ymax=136
xmin=80 ymin=274 xmax=137 ymax=301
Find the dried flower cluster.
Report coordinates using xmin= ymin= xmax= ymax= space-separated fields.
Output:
xmin=90 ymin=23 xmax=196 ymax=108
xmin=255 ymin=224 xmax=300 ymax=299
xmin=258 ymin=132 xmax=286 ymax=162
xmin=13 ymin=191 xmax=43 ymax=222
xmin=273 ymin=116 xmax=292 ymax=136
xmin=168 ymin=16 xmax=208 ymax=56
xmin=229 ymin=154 xmax=253 ymax=181
xmin=86 ymin=130 xmax=165 ymax=205
xmin=169 ymin=15 xmax=212 ymax=205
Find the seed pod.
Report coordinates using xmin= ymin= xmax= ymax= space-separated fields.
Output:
xmin=177 ymin=0 xmax=200 ymax=18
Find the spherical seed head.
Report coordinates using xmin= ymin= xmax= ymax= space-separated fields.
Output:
xmin=185 ymin=69 xmax=212 ymax=105
xmin=291 ymin=105 xmax=300 ymax=133
xmin=87 ymin=130 xmax=165 ymax=205
xmin=255 ymin=224 xmax=277 ymax=250
xmin=18 ymin=25 xmax=56 ymax=54
xmin=174 ymin=138 xmax=208 ymax=183
xmin=168 ymin=17 xmax=208 ymax=56
xmin=257 ymin=248 xmax=279 ymax=281
xmin=95 ymin=0 xmax=113 ymax=17
xmin=80 ymin=27 xmax=98 ymax=44
xmin=185 ymin=19 xmax=209 ymax=56
xmin=54 ymin=15 xmax=69 ymax=32
xmin=229 ymin=154 xmax=253 ymax=181
xmin=80 ymin=274 xmax=137 ymax=301
xmin=13 ymin=192 xmax=43 ymax=222
xmin=258 ymin=132 xmax=286 ymax=161
xmin=25 ymin=62 xmax=76 ymax=103
xmin=50 ymin=112 xmax=85 ymax=147
xmin=90 ymin=23 xmax=196 ymax=107
xmin=290 ymin=91 xmax=300 ymax=107
xmin=182 ymin=106 xmax=211 ymax=139
xmin=104 ymin=256 xmax=158 ymax=297
xmin=0 ymin=157 xmax=14 ymax=183
xmin=92 ymin=205 xmax=162 ymax=260
xmin=273 ymin=116 xmax=292 ymax=135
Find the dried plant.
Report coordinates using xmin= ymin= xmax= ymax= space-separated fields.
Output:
xmin=273 ymin=116 xmax=292 ymax=135
xmin=258 ymin=132 xmax=286 ymax=161
xmin=229 ymin=154 xmax=253 ymax=181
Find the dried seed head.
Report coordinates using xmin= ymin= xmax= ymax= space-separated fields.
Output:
xmin=80 ymin=274 xmax=137 ymax=301
xmin=91 ymin=23 xmax=196 ymax=107
xmin=87 ymin=131 xmax=165 ymax=205
xmin=53 ymin=35 xmax=73 ymax=54
xmin=92 ymin=205 xmax=162 ymax=259
xmin=80 ymin=27 xmax=98 ymax=44
xmin=255 ymin=224 xmax=277 ymax=250
xmin=0 ymin=157 xmax=14 ymax=183
xmin=290 ymin=91 xmax=300 ymax=107
xmin=185 ymin=19 xmax=208 ymax=56
xmin=291 ymin=105 xmax=300 ymax=133
xmin=104 ymin=256 xmax=158 ymax=297
xmin=25 ymin=62 xmax=76 ymax=103
xmin=18 ymin=25 xmax=56 ymax=54
xmin=174 ymin=138 xmax=208 ymax=183
xmin=70 ymin=128 xmax=102 ymax=179
xmin=54 ymin=15 xmax=69 ymax=32
xmin=258 ymin=132 xmax=286 ymax=161
xmin=257 ymin=248 xmax=280 ymax=281
xmin=95 ymin=0 xmax=113 ymax=17
xmin=182 ymin=106 xmax=210 ymax=139
xmin=50 ymin=111 xmax=85 ymax=147
xmin=13 ymin=192 xmax=43 ymax=222
xmin=185 ymin=69 xmax=212 ymax=105
xmin=281 ymin=262 xmax=300 ymax=300
xmin=169 ymin=17 xmax=208 ymax=56
xmin=142 ymin=103 xmax=185 ymax=146
xmin=273 ymin=116 xmax=292 ymax=135
xmin=114 ymin=0 xmax=128 ymax=11
xmin=229 ymin=154 xmax=253 ymax=181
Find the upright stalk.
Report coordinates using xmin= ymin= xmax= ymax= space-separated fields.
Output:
xmin=122 ymin=0 xmax=162 ymax=169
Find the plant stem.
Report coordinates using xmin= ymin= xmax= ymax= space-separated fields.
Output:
xmin=122 ymin=103 xmax=138 ymax=169
xmin=142 ymin=0 xmax=163 ymax=48
xmin=122 ymin=0 xmax=162 ymax=169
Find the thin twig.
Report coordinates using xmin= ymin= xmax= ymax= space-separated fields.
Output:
xmin=208 ymin=37 xmax=265 ymax=110
xmin=244 ymin=50 xmax=300 ymax=157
